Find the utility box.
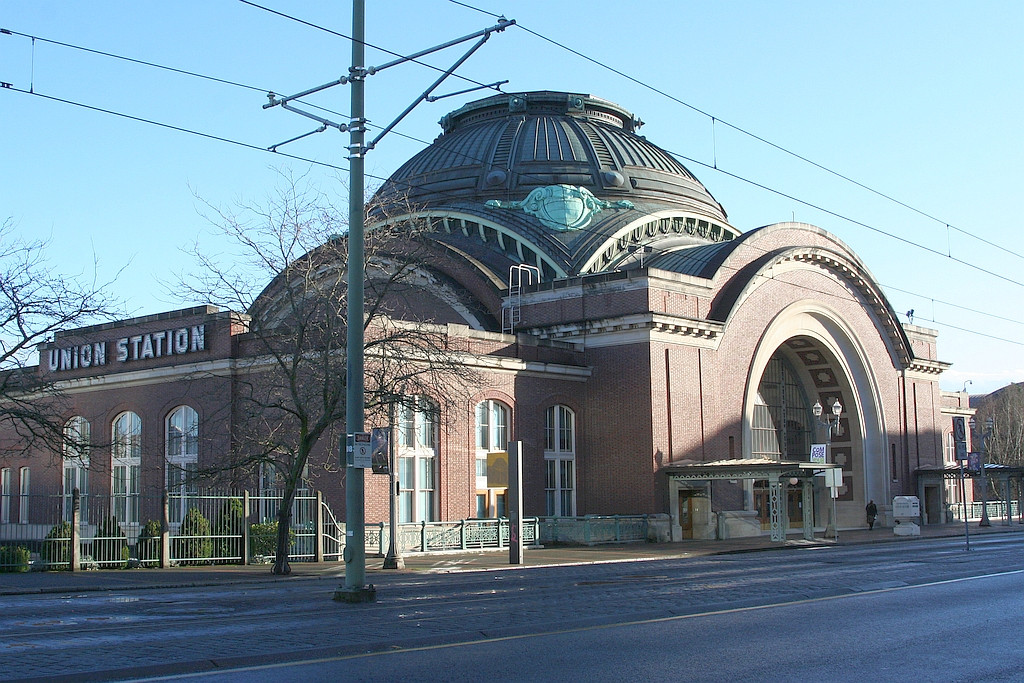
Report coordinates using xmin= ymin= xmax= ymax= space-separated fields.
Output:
xmin=892 ymin=495 xmax=921 ymax=536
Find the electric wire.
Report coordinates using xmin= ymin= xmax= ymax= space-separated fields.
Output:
xmin=664 ymin=149 xmax=1024 ymax=290
xmin=235 ymin=0 xmax=1024 ymax=279
xmin=10 ymin=9 xmax=1017 ymax=296
xmin=5 ymin=81 xmax=1019 ymax=344
xmin=446 ymin=0 xmax=1024 ymax=264
xmin=2 ymin=27 xmax=1022 ymax=351
xmin=236 ymin=0 xmax=508 ymax=96
xmin=2 ymin=28 xmax=268 ymax=94
xmin=3 ymin=85 xmax=349 ymax=174
xmin=5 ymin=22 xmax=1017 ymax=288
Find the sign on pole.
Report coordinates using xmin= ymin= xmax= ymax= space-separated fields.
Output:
xmin=810 ymin=443 xmax=827 ymax=464
xmin=370 ymin=428 xmax=390 ymax=474
xmin=952 ymin=416 xmax=968 ymax=462
xmin=824 ymin=467 xmax=842 ymax=498
xmin=347 ymin=432 xmax=373 ymax=469
xmin=486 ymin=452 xmax=509 ymax=488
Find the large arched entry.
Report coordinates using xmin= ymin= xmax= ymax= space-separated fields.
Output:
xmin=744 ymin=303 xmax=890 ymax=534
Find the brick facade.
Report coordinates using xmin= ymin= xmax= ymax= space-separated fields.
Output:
xmin=0 ymin=92 xmax=955 ymax=541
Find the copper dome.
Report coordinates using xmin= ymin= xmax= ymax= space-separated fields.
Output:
xmin=374 ymin=91 xmax=727 ymax=223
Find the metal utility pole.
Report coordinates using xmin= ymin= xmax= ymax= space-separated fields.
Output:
xmin=263 ymin=1 xmax=513 ymax=603
xmin=335 ymin=0 xmax=373 ymax=603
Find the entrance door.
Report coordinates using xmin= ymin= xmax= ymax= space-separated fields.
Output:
xmin=754 ymin=481 xmax=804 ymax=530
xmin=678 ymin=492 xmax=695 ymax=539
xmin=924 ymin=485 xmax=941 ymax=525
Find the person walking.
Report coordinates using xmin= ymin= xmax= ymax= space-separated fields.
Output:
xmin=865 ymin=499 xmax=878 ymax=530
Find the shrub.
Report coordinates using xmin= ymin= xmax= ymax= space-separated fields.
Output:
xmin=137 ymin=519 xmax=163 ymax=566
xmin=249 ymin=521 xmax=294 ymax=559
xmin=173 ymin=507 xmax=212 ymax=565
xmin=41 ymin=521 xmax=73 ymax=569
xmin=94 ymin=515 xmax=128 ymax=569
xmin=0 ymin=545 xmax=31 ymax=573
xmin=212 ymin=498 xmax=244 ymax=563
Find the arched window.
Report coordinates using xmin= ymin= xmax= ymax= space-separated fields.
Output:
xmin=63 ymin=416 xmax=91 ymax=521
xmin=165 ymin=406 xmax=199 ymax=524
xmin=751 ymin=355 xmax=813 ymax=460
xmin=397 ymin=396 xmax=438 ymax=523
xmin=544 ymin=405 xmax=576 ymax=517
xmin=0 ymin=468 xmax=9 ymax=523
xmin=475 ymin=399 xmax=509 ymax=518
xmin=111 ymin=411 xmax=141 ymax=525
xmin=18 ymin=467 xmax=29 ymax=524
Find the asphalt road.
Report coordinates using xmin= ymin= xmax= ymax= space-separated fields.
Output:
xmin=4 ymin=534 xmax=1024 ymax=681
xmin=173 ymin=570 xmax=1024 ymax=682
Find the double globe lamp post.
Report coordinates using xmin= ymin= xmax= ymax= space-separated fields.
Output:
xmin=969 ymin=416 xmax=993 ymax=527
xmin=812 ymin=398 xmax=843 ymax=539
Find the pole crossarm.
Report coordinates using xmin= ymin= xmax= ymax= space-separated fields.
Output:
xmin=367 ymin=18 xmax=514 ymax=75
xmin=426 ymin=80 xmax=510 ymax=103
xmin=281 ymin=102 xmax=350 ymax=131
xmin=366 ymin=21 xmax=512 ymax=152
xmin=268 ymin=123 xmax=328 ymax=152
xmin=263 ymin=76 xmax=353 ymax=110
xmin=262 ymin=17 xmax=514 ymax=154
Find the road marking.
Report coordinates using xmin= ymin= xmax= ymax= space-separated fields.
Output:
xmin=125 ymin=567 xmax=1024 ymax=680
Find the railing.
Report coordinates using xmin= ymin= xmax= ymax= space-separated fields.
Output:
xmin=364 ymin=515 xmax=652 ymax=555
xmin=367 ymin=518 xmax=540 ymax=555
xmin=539 ymin=515 xmax=651 ymax=545
xmin=948 ymin=500 xmax=1021 ymax=522
xmin=0 ymin=490 xmax=334 ymax=571
xmin=1 ymin=492 xmax=653 ymax=573
xmin=321 ymin=499 xmax=344 ymax=562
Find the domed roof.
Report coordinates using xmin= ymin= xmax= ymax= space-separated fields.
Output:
xmin=371 ymin=91 xmax=739 ymax=285
xmin=374 ymin=91 xmax=727 ymax=222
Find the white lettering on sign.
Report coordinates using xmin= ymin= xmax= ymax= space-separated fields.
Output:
xmin=48 ymin=342 xmax=108 ymax=371
xmin=51 ymin=325 xmax=206 ymax=372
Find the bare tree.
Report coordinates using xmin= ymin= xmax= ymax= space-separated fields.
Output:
xmin=180 ymin=174 xmax=474 ymax=574
xmin=973 ymin=383 xmax=1024 ymax=468
xmin=970 ymin=383 xmax=1024 ymax=503
xmin=0 ymin=218 xmax=121 ymax=459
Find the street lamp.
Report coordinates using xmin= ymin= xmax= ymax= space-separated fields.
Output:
xmin=969 ymin=416 xmax=993 ymax=527
xmin=812 ymin=398 xmax=843 ymax=540
xmin=382 ymin=398 xmax=405 ymax=570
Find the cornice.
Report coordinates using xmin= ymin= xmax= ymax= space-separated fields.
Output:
xmin=905 ymin=358 xmax=952 ymax=378
xmin=523 ymin=312 xmax=723 ymax=349
xmin=52 ymin=358 xmax=237 ymax=395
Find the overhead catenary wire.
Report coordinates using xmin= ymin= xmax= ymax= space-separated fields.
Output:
xmin=4 ymin=80 xmax=1021 ymax=345
xmin=447 ymin=0 xmax=1024 ymax=264
xmin=2 ymin=17 xmax=1021 ymax=352
xmin=236 ymin=0 xmax=508 ymax=97
xmin=6 ymin=20 xmax=1020 ymax=274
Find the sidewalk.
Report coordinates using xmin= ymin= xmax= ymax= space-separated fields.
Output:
xmin=2 ymin=520 xmax=1021 ymax=596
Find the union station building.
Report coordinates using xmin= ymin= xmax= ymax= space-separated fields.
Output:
xmin=2 ymin=91 xmax=969 ymax=543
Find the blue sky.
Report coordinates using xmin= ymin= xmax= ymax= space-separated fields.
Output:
xmin=2 ymin=1 xmax=1022 ymax=394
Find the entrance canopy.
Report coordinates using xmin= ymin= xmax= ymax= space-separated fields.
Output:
xmin=666 ymin=459 xmax=843 ymax=542
xmin=916 ymin=463 xmax=1024 ymax=526
xmin=914 ymin=463 xmax=1024 ymax=481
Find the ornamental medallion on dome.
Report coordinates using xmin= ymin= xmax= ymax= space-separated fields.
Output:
xmin=486 ymin=185 xmax=633 ymax=232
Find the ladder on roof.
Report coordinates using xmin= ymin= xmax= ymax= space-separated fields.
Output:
xmin=502 ymin=263 xmax=540 ymax=334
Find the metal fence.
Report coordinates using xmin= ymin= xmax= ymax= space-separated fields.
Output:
xmin=363 ymin=516 xmax=652 ymax=555
xmin=366 ymin=517 xmax=540 ymax=555
xmin=0 ymin=493 xmax=653 ymax=573
xmin=0 ymin=490 xmax=334 ymax=571
xmin=948 ymin=500 xmax=1021 ymax=523
xmin=538 ymin=515 xmax=651 ymax=545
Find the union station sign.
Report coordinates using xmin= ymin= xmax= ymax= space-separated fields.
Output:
xmin=46 ymin=324 xmax=207 ymax=373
